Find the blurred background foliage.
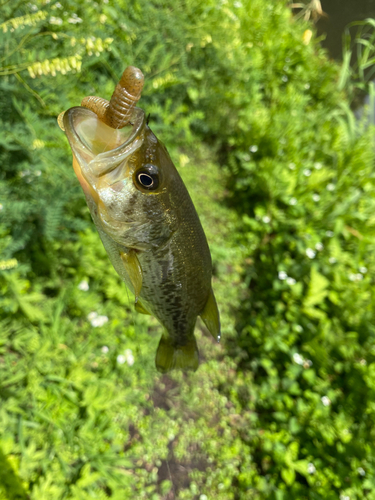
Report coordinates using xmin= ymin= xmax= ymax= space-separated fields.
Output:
xmin=1 ymin=0 xmax=375 ymax=499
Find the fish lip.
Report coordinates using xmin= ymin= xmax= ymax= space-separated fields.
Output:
xmin=63 ymin=106 xmax=146 ymax=170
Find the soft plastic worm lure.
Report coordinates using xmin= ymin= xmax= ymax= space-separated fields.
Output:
xmin=81 ymin=66 xmax=144 ymax=129
xmin=58 ymin=66 xmax=144 ymax=131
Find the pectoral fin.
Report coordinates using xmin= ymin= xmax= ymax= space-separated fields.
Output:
xmin=200 ymin=288 xmax=221 ymax=342
xmin=120 ymin=250 xmax=143 ymax=303
xmin=135 ymin=299 xmax=150 ymax=315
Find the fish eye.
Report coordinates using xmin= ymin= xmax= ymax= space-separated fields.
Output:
xmin=134 ymin=164 xmax=160 ymax=191
xmin=138 ymin=172 xmax=153 ymax=187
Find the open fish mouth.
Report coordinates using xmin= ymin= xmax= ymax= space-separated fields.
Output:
xmin=62 ymin=106 xmax=146 ymax=180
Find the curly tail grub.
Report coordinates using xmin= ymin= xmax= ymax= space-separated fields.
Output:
xmin=81 ymin=66 xmax=144 ymax=129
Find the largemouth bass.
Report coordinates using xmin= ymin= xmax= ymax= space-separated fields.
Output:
xmin=59 ymin=66 xmax=220 ymax=373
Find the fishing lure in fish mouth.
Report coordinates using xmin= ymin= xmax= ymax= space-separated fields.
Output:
xmin=58 ymin=65 xmax=220 ymax=373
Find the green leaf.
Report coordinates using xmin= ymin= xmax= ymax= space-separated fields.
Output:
xmin=303 ymin=266 xmax=329 ymax=308
xmin=281 ymin=467 xmax=296 ymax=486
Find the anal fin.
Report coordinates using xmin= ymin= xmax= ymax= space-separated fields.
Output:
xmin=120 ymin=250 xmax=143 ymax=303
xmin=200 ymin=287 xmax=221 ymax=342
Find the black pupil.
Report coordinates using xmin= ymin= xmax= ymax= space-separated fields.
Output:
xmin=138 ymin=173 xmax=153 ymax=187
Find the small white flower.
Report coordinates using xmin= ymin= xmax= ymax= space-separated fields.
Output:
xmin=233 ymin=1 xmax=242 ymax=7
xmin=360 ymin=359 xmax=367 ymax=365
xmin=340 ymin=495 xmax=350 ymax=500
xmin=289 ymin=197 xmax=297 ymax=205
xmin=303 ymin=169 xmax=311 ymax=176
xmin=359 ymin=266 xmax=368 ymax=274
xmin=321 ymin=396 xmax=331 ymax=406
xmin=293 ymin=353 xmax=304 ymax=365
xmin=314 ymin=162 xmax=322 ymax=169
xmin=0 ymin=204 xmax=3 ymax=211
xmin=305 ymin=83 xmax=310 ymax=89
xmin=326 ymin=230 xmax=334 ymax=237
xmin=262 ymin=216 xmax=270 ymax=223
xmin=286 ymin=277 xmax=296 ymax=285
xmin=329 ymin=257 xmax=337 ymax=264
xmin=49 ymin=16 xmax=63 ymax=25
xmin=69 ymin=13 xmax=82 ymax=22
xmin=349 ymin=273 xmax=363 ymax=282
xmin=282 ymin=75 xmax=288 ymax=82
xmin=307 ymin=463 xmax=316 ymax=474
xmin=306 ymin=248 xmax=316 ymax=259
xmin=249 ymin=145 xmax=258 ymax=153
xmin=312 ymin=193 xmax=320 ymax=202
xmin=101 ymin=345 xmax=109 ymax=354
xmin=358 ymin=467 xmax=365 ymax=476
xmin=327 ymin=183 xmax=335 ymax=191
xmin=124 ymin=348 xmax=134 ymax=366
xmin=295 ymin=325 xmax=303 ymax=333
xmin=99 ymin=315 xmax=108 ymax=326
xmin=315 ymin=242 xmax=323 ymax=251
xmin=77 ymin=279 xmax=89 ymax=291
xmin=126 ymin=354 xmax=134 ymax=366
xmin=278 ymin=271 xmax=288 ymax=280
xmin=55 ymin=2 xmax=62 ymax=7
xmin=116 ymin=349 xmax=135 ymax=366
xmin=289 ymin=162 xmax=296 ymax=170
xmin=303 ymin=359 xmax=313 ymax=368
xmin=35 ymin=170 xmax=41 ymax=176
xmin=87 ymin=311 xmax=98 ymax=322
xmin=91 ymin=315 xmax=109 ymax=327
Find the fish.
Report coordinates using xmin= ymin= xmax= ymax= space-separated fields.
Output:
xmin=58 ymin=66 xmax=220 ymax=373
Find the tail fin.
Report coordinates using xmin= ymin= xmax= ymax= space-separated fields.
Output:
xmin=155 ymin=335 xmax=199 ymax=373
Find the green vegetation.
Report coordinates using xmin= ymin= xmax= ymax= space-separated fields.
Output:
xmin=1 ymin=0 xmax=375 ymax=499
